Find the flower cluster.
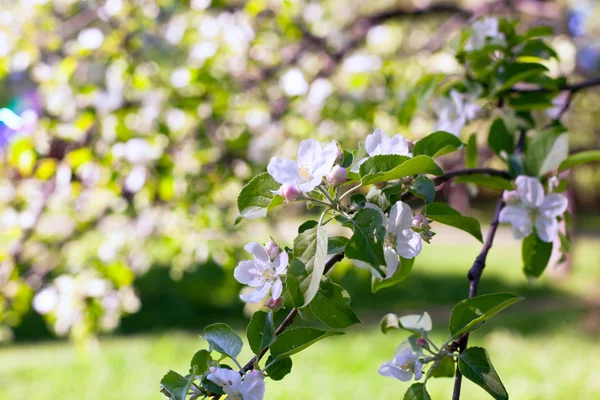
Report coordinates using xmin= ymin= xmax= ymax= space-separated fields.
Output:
xmin=207 ymin=368 xmax=265 ymax=400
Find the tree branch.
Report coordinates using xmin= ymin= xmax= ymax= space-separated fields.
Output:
xmin=510 ymin=76 xmax=600 ymax=94
xmin=433 ymin=167 xmax=511 ymax=186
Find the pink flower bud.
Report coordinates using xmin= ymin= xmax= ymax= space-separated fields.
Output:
xmin=326 ymin=165 xmax=348 ymax=186
xmin=416 ymin=338 xmax=428 ymax=348
xmin=502 ymin=190 xmax=519 ymax=205
xmin=279 ymin=184 xmax=301 ymax=202
xmin=266 ymin=297 xmax=283 ymax=311
xmin=265 ymin=239 xmax=279 ymax=259
xmin=412 ymin=214 xmax=428 ymax=230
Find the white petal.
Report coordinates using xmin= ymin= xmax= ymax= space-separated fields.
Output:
xmin=388 ymin=201 xmax=413 ymax=232
xmin=298 ymin=174 xmax=322 ymax=193
xmin=241 ymin=371 xmax=265 ymax=400
xmin=516 ymin=176 xmax=544 ymax=208
xmin=234 ymin=260 xmax=262 ymax=286
xmin=388 ymin=365 xmax=413 ymax=381
xmin=366 ymin=129 xmax=388 ymax=156
xmin=271 ymin=279 xmax=283 ymax=300
xmin=365 ymin=203 xmax=388 ymax=227
xmin=297 ymin=138 xmax=321 ymax=167
xmin=511 ymin=223 xmax=532 ymax=240
xmin=350 ymin=157 xmax=367 ymax=173
xmin=274 ymin=251 xmax=289 ymax=275
xmin=240 ymin=284 xmax=271 ymax=303
xmin=396 ymin=229 xmax=422 ymax=259
xmin=378 ymin=361 xmax=394 ymax=377
xmin=311 ymin=141 xmax=338 ymax=178
xmin=244 ymin=242 xmax=270 ymax=265
xmin=267 ymin=157 xmax=298 ymax=186
xmin=207 ymin=368 xmax=242 ymax=389
xmin=498 ymin=204 xmax=529 ymax=226
xmin=384 ymin=247 xmax=399 ymax=278
xmin=413 ymin=359 xmax=423 ymax=381
xmin=386 ymin=134 xmax=411 ymax=156
xmin=535 ymin=215 xmax=558 ymax=243
xmin=450 ymin=90 xmax=464 ymax=114
xmin=540 ymin=194 xmax=568 ymax=218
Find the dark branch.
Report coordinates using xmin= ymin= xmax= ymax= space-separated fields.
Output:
xmin=434 ymin=167 xmax=511 ymax=186
xmin=510 ymin=76 xmax=600 ymax=94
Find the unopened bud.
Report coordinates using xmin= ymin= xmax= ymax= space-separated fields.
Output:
xmin=548 ymin=176 xmax=559 ymax=192
xmin=420 ymin=230 xmax=434 ymax=243
xmin=412 ymin=214 xmax=428 ymax=230
xmin=416 ymin=338 xmax=428 ymax=348
xmin=266 ymin=297 xmax=283 ymax=311
xmin=406 ymin=139 xmax=415 ymax=152
xmin=502 ymin=190 xmax=519 ymax=205
xmin=279 ymin=184 xmax=301 ymax=202
xmin=326 ymin=165 xmax=348 ymax=186
xmin=265 ymin=239 xmax=279 ymax=259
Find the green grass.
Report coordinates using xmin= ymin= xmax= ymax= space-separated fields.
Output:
xmin=1 ymin=231 xmax=600 ymax=399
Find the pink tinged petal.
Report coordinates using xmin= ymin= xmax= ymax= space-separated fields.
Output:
xmin=535 ymin=215 xmax=558 ymax=243
xmin=240 ymin=284 xmax=271 ymax=303
xmin=297 ymin=138 xmax=321 ymax=166
xmin=388 ymin=201 xmax=413 ymax=232
xmin=366 ymin=129 xmax=388 ymax=156
xmin=384 ymin=247 xmax=399 ymax=278
xmin=274 ymin=251 xmax=289 ymax=275
xmin=396 ymin=229 xmax=422 ymax=259
xmin=498 ymin=204 xmax=529 ymax=226
xmin=245 ymin=242 xmax=270 ymax=265
xmin=271 ymin=279 xmax=283 ymax=300
xmin=540 ymin=194 xmax=568 ymax=218
xmin=234 ymin=260 xmax=262 ymax=286
xmin=241 ymin=371 xmax=265 ymax=400
xmin=516 ymin=176 xmax=544 ymax=208
xmin=267 ymin=157 xmax=299 ymax=186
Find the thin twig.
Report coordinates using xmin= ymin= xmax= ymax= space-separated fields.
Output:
xmin=510 ymin=76 xmax=600 ymax=94
xmin=433 ymin=167 xmax=511 ymax=186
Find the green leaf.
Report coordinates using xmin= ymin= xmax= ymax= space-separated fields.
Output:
xmin=270 ymin=327 xmax=344 ymax=359
xmin=466 ymin=133 xmax=478 ymax=168
xmin=366 ymin=186 xmax=390 ymax=211
xmin=264 ymin=355 xmax=292 ymax=381
xmin=380 ymin=313 xmax=400 ymax=334
xmin=236 ymin=172 xmax=284 ymax=222
xmin=558 ymin=150 xmax=600 ymax=172
xmin=508 ymin=91 xmax=555 ymax=111
xmin=410 ymin=176 xmax=435 ymax=203
xmin=398 ymin=74 xmax=443 ymax=126
xmin=359 ymin=155 xmax=443 ymax=186
xmin=286 ymin=259 xmax=309 ymax=308
xmin=189 ymin=350 xmax=211 ymax=375
xmin=488 ymin=118 xmax=514 ymax=156
xmin=431 ymin=355 xmax=456 ymax=378
xmin=403 ymin=383 xmax=432 ymax=400
xmin=327 ymin=236 xmax=349 ymax=255
xmin=342 ymin=208 xmax=386 ymax=277
xmin=525 ymin=127 xmax=568 ymax=177
xmin=496 ymin=62 xmax=549 ymax=92
xmin=454 ymin=175 xmax=514 ymax=191
xmin=413 ymin=131 xmax=463 ymax=158
xmin=310 ymin=278 xmax=361 ymax=329
xmin=448 ymin=293 xmax=523 ymax=339
xmin=203 ymin=323 xmax=243 ymax=360
xmin=292 ymin=225 xmax=328 ymax=306
xmin=371 ymin=257 xmax=415 ymax=293
xmin=523 ymin=25 xmax=553 ymax=39
xmin=458 ymin=347 xmax=509 ymax=400
xmin=160 ymin=370 xmax=194 ymax=400
xmin=520 ymin=38 xmax=558 ymax=59
xmin=522 ymin=233 xmax=553 ymax=279
xmin=423 ymin=203 xmax=483 ymax=242
xmin=247 ymin=311 xmax=276 ymax=355
xmin=298 ymin=220 xmax=318 ymax=233
xmin=399 ymin=312 xmax=433 ymax=336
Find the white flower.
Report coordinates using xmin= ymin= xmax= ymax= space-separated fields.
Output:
xmin=378 ymin=348 xmax=423 ymax=382
xmin=499 ymin=176 xmax=568 ymax=242
xmin=207 ymin=368 xmax=265 ymax=400
xmin=234 ymin=242 xmax=289 ymax=303
xmin=466 ymin=17 xmax=506 ymax=51
xmin=433 ymin=90 xmax=480 ymax=136
xmin=352 ymin=202 xmax=422 ymax=279
xmin=267 ymin=139 xmax=338 ymax=193
xmin=352 ymin=129 xmax=412 ymax=172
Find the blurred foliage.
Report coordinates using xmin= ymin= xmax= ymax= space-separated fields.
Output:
xmin=0 ymin=0 xmax=599 ymax=343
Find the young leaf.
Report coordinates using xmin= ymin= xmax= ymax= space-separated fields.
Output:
xmin=293 ymin=225 xmax=328 ymax=306
xmin=310 ymin=278 xmax=361 ymax=329
xmin=264 ymin=355 xmax=292 ymax=381
xmin=399 ymin=312 xmax=432 ymax=337
xmin=236 ymin=172 xmax=284 ymax=222
xmin=403 ymin=383 xmax=432 ymax=400
xmin=525 ymin=127 xmax=568 ymax=177
xmin=270 ymin=327 xmax=344 ymax=359
xmin=413 ymin=131 xmax=463 ymax=158
xmin=558 ymin=150 xmax=600 ymax=172
xmin=286 ymin=259 xmax=309 ymax=308
xmin=359 ymin=155 xmax=443 ymax=186
xmin=448 ymin=293 xmax=523 ymax=339
xmin=466 ymin=133 xmax=478 ymax=168
xmin=247 ymin=311 xmax=276 ymax=355
xmin=410 ymin=176 xmax=435 ymax=203
xmin=458 ymin=347 xmax=509 ymax=400
xmin=189 ymin=350 xmax=211 ymax=375
xmin=496 ymin=62 xmax=549 ymax=92
xmin=203 ymin=323 xmax=243 ymax=360
xmin=431 ymin=355 xmax=456 ymax=378
xmin=522 ymin=233 xmax=553 ymax=279
xmin=160 ymin=370 xmax=194 ymax=400
xmin=371 ymin=257 xmax=415 ymax=293
xmin=342 ymin=208 xmax=386 ymax=277
xmin=422 ymin=203 xmax=483 ymax=242
xmin=454 ymin=175 xmax=515 ymax=191
xmin=488 ymin=118 xmax=514 ymax=156
xmin=327 ymin=236 xmax=349 ymax=255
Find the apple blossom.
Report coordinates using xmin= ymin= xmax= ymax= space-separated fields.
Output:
xmin=353 ymin=202 xmax=422 ymax=278
xmin=279 ymin=183 xmax=302 ymax=202
xmin=499 ymin=176 xmax=568 ymax=242
xmin=267 ymin=138 xmax=338 ymax=193
xmin=433 ymin=90 xmax=480 ymax=136
xmin=378 ymin=348 xmax=423 ymax=382
xmin=326 ymin=165 xmax=348 ymax=185
xmin=265 ymin=297 xmax=283 ymax=311
xmin=352 ymin=129 xmax=412 ymax=172
xmin=411 ymin=214 xmax=428 ymax=230
xmin=466 ymin=17 xmax=506 ymax=51
xmin=207 ymin=368 xmax=265 ymax=400
xmin=234 ymin=242 xmax=289 ymax=303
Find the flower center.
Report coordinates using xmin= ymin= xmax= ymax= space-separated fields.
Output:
xmin=527 ymin=208 xmax=539 ymax=221
xmin=384 ymin=232 xmax=397 ymax=248
xmin=297 ymin=165 xmax=312 ymax=182
xmin=400 ymin=361 xmax=414 ymax=371
xmin=260 ymin=267 xmax=276 ymax=283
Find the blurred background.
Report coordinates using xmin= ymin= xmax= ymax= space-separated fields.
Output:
xmin=0 ymin=0 xmax=599 ymax=399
